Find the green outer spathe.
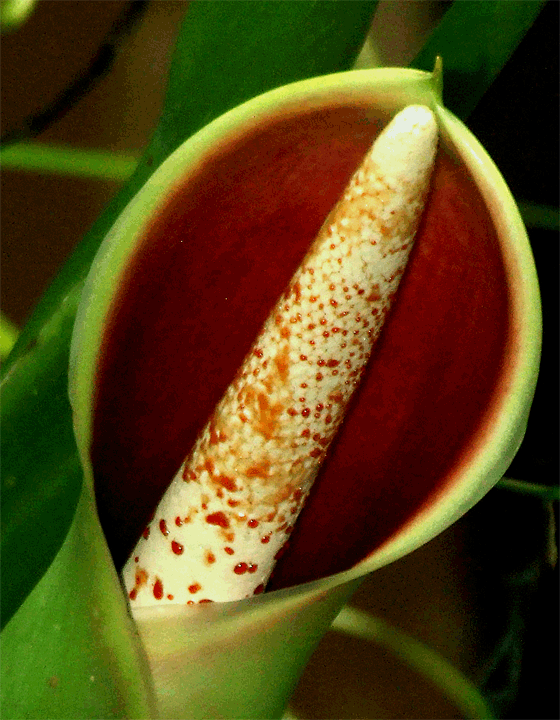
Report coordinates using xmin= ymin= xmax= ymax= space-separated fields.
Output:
xmin=68 ymin=67 xmax=540 ymax=718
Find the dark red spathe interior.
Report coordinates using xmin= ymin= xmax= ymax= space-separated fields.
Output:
xmin=91 ymin=106 xmax=509 ymax=588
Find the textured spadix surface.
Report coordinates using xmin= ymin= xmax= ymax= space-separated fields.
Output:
xmin=123 ymin=106 xmax=438 ymax=606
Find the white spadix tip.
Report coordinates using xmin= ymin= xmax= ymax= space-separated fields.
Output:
xmin=123 ymin=105 xmax=438 ymax=608
xmin=373 ymin=105 xmax=438 ymax=185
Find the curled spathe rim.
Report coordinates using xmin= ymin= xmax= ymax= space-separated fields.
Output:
xmin=69 ymin=66 xmax=541 ymax=623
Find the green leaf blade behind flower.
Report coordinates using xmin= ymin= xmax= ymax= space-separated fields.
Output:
xmin=1 ymin=485 xmax=157 ymax=719
xmin=411 ymin=0 xmax=547 ymax=120
xmin=0 ymin=0 xmax=377 ymax=632
xmin=1 ymin=289 xmax=83 ymax=630
xmin=158 ymin=0 xmax=379 ymax=153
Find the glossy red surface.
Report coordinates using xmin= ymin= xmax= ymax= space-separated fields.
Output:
xmin=92 ymin=106 xmax=509 ymax=587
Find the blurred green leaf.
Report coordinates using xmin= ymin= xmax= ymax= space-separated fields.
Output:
xmin=0 ymin=313 xmax=18 ymax=359
xmin=411 ymin=0 xmax=546 ymax=119
xmin=497 ymin=476 xmax=560 ymax=502
xmin=517 ymin=201 xmax=560 ymax=232
xmin=0 ymin=0 xmax=37 ymax=32
xmin=1 ymin=0 xmax=377 ymax=630
xmin=0 ymin=142 xmax=139 ymax=181
xmin=1 ymin=485 xmax=157 ymax=719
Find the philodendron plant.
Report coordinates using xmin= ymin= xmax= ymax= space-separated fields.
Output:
xmin=1 ymin=3 xmax=545 ymax=719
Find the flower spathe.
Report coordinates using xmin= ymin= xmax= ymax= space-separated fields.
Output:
xmin=66 ymin=67 xmax=540 ymax=719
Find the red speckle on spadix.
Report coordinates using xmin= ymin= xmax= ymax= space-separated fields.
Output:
xmin=153 ymin=578 xmax=163 ymax=600
xmin=205 ymin=512 xmax=229 ymax=528
xmin=171 ymin=541 xmax=184 ymax=555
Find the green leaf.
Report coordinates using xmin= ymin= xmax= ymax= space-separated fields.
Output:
xmin=1 ymin=293 xmax=83 ymax=630
xmin=0 ymin=313 xmax=18 ymax=359
xmin=1 ymin=485 xmax=157 ymax=719
xmin=411 ymin=0 xmax=546 ymax=119
xmin=1 ymin=0 xmax=377 ymax=630
xmin=0 ymin=0 xmax=37 ymax=32
xmin=157 ymin=0 xmax=380 ymax=153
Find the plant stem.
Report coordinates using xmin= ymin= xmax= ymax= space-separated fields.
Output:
xmin=517 ymin=201 xmax=560 ymax=231
xmin=0 ymin=142 xmax=138 ymax=182
xmin=332 ymin=606 xmax=496 ymax=720
xmin=497 ymin=477 xmax=559 ymax=502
